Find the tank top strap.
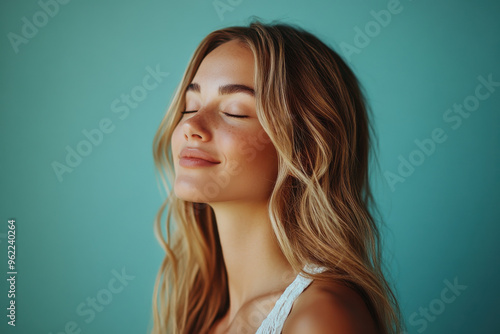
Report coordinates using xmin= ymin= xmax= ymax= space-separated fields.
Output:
xmin=255 ymin=263 xmax=327 ymax=334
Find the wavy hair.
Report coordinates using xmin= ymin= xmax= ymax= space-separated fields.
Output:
xmin=151 ymin=18 xmax=403 ymax=334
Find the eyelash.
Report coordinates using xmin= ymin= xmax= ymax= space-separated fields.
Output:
xmin=180 ymin=110 xmax=248 ymax=118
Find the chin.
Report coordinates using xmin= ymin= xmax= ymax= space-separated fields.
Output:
xmin=173 ymin=182 xmax=209 ymax=203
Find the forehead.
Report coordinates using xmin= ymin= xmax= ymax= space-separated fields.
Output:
xmin=190 ymin=40 xmax=255 ymax=91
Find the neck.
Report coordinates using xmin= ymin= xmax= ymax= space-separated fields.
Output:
xmin=210 ymin=200 xmax=297 ymax=323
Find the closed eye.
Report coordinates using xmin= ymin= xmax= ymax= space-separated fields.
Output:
xmin=180 ymin=110 xmax=248 ymax=119
xmin=223 ymin=112 xmax=248 ymax=119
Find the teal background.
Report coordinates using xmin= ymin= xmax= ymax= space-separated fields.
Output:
xmin=1 ymin=0 xmax=499 ymax=333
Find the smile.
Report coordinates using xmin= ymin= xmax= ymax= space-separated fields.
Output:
xmin=179 ymin=147 xmax=220 ymax=168
xmin=179 ymin=157 xmax=220 ymax=168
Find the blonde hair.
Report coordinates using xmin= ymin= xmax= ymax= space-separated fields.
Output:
xmin=151 ymin=19 xmax=403 ymax=333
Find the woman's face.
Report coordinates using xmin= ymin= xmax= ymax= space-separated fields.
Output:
xmin=171 ymin=40 xmax=279 ymax=204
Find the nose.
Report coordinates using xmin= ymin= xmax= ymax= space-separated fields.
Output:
xmin=182 ymin=111 xmax=212 ymax=142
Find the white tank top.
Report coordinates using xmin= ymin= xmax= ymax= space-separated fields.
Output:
xmin=255 ymin=263 xmax=327 ymax=334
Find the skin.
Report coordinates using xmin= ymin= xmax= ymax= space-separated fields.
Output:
xmin=171 ymin=39 xmax=378 ymax=333
xmin=282 ymin=280 xmax=379 ymax=334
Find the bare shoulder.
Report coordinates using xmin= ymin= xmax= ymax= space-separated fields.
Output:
xmin=282 ymin=278 xmax=379 ymax=334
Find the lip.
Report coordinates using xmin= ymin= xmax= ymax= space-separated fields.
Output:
xmin=179 ymin=147 xmax=220 ymax=167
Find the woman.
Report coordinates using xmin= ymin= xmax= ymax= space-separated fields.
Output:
xmin=151 ymin=19 xmax=403 ymax=334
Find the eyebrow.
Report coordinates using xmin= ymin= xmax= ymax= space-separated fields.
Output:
xmin=186 ymin=82 xmax=255 ymax=97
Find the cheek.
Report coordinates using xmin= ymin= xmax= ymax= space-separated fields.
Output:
xmin=170 ymin=125 xmax=185 ymax=175
xmin=171 ymin=125 xmax=183 ymax=155
xmin=254 ymin=143 xmax=279 ymax=181
xmin=229 ymin=131 xmax=279 ymax=186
